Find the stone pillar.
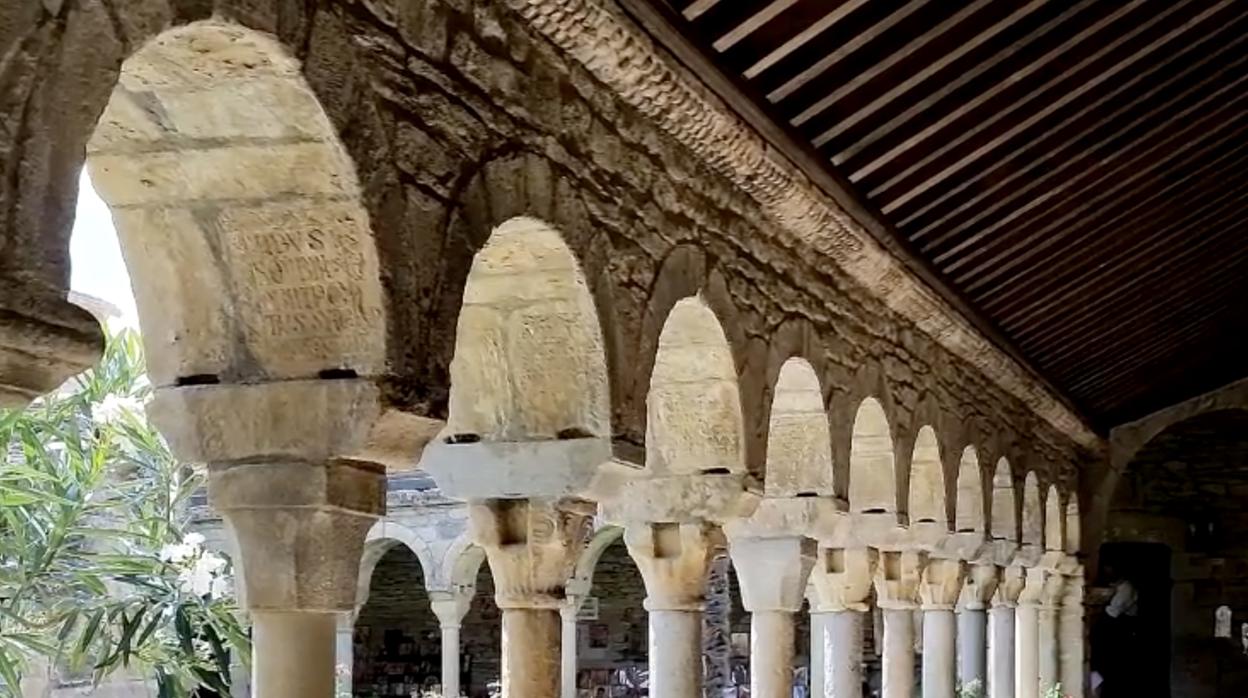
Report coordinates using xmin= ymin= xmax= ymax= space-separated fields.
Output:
xmin=808 ymin=547 xmax=877 ymax=698
xmin=989 ymin=566 xmax=1024 ymax=698
xmin=919 ymin=559 xmax=966 ymax=698
xmin=809 ymin=609 xmax=827 ymax=697
xmin=1015 ymin=568 xmax=1048 ymax=698
xmin=470 ymin=499 xmax=592 ymax=698
xmin=1037 ymin=573 xmax=1065 ymax=696
xmin=335 ymin=613 xmax=355 ymax=697
xmin=728 ymin=536 xmax=816 ymax=698
xmin=625 ymin=522 xmax=721 ymax=698
xmin=431 ymin=590 xmax=474 ymax=698
xmin=560 ymin=595 xmax=585 ymax=698
xmin=874 ymin=550 xmax=925 ymax=698
xmin=1058 ymin=568 xmax=1086 ymax=698
xmin=958 ymin=563 xmax=1000 ymax=692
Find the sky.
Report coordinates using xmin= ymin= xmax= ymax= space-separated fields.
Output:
xmin=69 ymin=171 xmax=139 ymax=326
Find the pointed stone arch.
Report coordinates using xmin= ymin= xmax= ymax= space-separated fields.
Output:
xmin=447 ymin=216 xmax=610 ymax=441
xmin=849 ymin=397 xmax=897 ymax=517
xmin=908 ymin=425 xmax=946 ymax=528
xmin=765 ymin=357 xmax=834 ymax=497
xmin=646 ymin=296 xmax=745 ymax=475
xmin=1045 ymin=484 xmax=1065 ymax=552
xmin=87 ymin=20 xmax=386 ymax=387
xmin=991 ymin=458 xmax=1018 ymax=542
xmin=955 ymin=446 xmax=986 ymax=535
xmin=1022 ymin=471 xmax=1044 ymax=548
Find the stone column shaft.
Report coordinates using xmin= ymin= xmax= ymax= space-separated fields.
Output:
xmin=502 ymin=609 xmax=561 ymax=696
xmin=561 ymin=603 xmax=579 ymax=698
xmin=826 ymin=611 xmax=865 ymax=698
xmin=988 ymin=606 xmax=1016 ymax=698
xmin=958 ymin=608 xmax=988 ymax=689
xmin=1059 ymin=573 xmax=1086 ymax=698
xmin=882 ymin=609 xmax=915 ymax=698
xmin=441 ymin=623 xmax=462 ymax=698
xmin=1038 ymin=606 xmax=1059 ymax=694
xmin=751 ymin=611 xmax=796 ymax=698
xmin=923 ymin=609 xmax=957 ymax=698
xmin=810 ymin=612 xmax=827 ymax=697
xmin=253 ymin=612 xmax=337 ymax=698
xmin=335 ymin=613 xmax=355 ymax=697
xmin=1015 ymin=603 xmax=1040 ymax=698
xmin=650 ymin=610 xmax=702 ymax=697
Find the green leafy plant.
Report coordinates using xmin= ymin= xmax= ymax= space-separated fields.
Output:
xmin=0 ymin=328 xmax=249 ymax=696
xmin=958 ymin=678 xmax=984 ymax=698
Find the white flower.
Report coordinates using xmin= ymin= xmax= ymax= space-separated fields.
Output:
xmin=92 ymin=394 xmax=145 ymax=424
xmin=159 ymin=542 xmax=195 ymax=564
xmin=210 ymin=574 xmax=233 ymax=599
xmin=183 ymin=532 xmax=206 ymax=548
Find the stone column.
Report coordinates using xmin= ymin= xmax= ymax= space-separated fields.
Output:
xmin=728 ymin=536 xmax=816 ymax=698
xmin=808 ymin=547 xmax=877 ymax=698
xmin=1015 ymin=568 xmax=1048 ymax=698
xmin=957 ymin=563 xmax=1000 ymax=692
xmin=809 ymin=609 xmax=827 ymax=697
xmin=988 ymin=566 xmax=1024 ymax=698
xmin=560 ymin=593 xmax=586 ymax=698
xmin=1037 ymin=572 xmax=1065 ymax=696
xmin=431 ymin=590 xmax=474 ymax=698
xmin=875 ymin=550 xmax=925 ymax=698
xmin=625 ymin=522 xmax=721 ymax=698
xmin=1058 ymin=567 xmax=1085 ymax=698
xmin=470 ymin=499 xmax=592 ymax=698
xmin=335 ymin=613 xmax=356 ymax=696
xmin=152 ymin=380 xmax=389 ymax=698
xmin=919 ymin=559 xmax=966 ymax=698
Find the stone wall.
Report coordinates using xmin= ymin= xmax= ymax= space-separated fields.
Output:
xmin=0 ymin=0 xmax=1095 ymax=508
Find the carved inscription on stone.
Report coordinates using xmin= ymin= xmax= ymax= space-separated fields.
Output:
xmin=219 ymin=202 xmax=384 ymax=375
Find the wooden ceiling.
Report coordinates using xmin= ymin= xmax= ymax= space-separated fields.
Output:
xmin=634 ymin=0 xmax=1248 ymax=430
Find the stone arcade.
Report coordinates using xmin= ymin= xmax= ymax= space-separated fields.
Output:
xmin=4 ymin=0 xmax=1243 ymax=696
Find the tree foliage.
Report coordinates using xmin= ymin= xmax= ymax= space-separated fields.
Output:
xmin=0 ymin=328 xmax=249 ymax=696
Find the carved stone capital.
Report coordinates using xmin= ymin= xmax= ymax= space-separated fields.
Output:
xmin=0 ymin=284 xmax=102 ymax=407
xmin=873 ymin=549 xmax=927 ymax=610
xmin=958 ymin=563 xmax=1000 ymax=611
xmin=1017 ymin=566 xmax=1054 ymax=607
xmin=727 ymin=535 xmax=815 ymax=613
xmin=469 ymin=498 xmax=593 ymax=610
xmin=429 ymin=588 xmax=475 ymax=628
xmin=625 ymin=522 xmax=723 ymax=611
xmin=211 ymin=460 xmax=385 ymax=613
xmin=991 ymin=565 xmax=1026 ymax=608
xmin=919 ymin=558 xmax=966 ymax=610
xmin=808 ymin=547 xmax=877 ymax=613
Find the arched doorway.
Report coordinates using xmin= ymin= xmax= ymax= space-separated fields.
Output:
xmin=354 ymin=547 xmax=440 ymax=696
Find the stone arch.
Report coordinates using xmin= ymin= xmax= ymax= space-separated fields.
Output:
xmin=358 ymin=521 xmax=439 ymax=608
xmin=1022 ymin=471 xmax=1044 ymax=548
xmin=441 ymin=532 xmax=487 ymax=592
xmin=991 ymin=458 xmax=1018 ymax=542
xmin=849 ymin=397 xmax=897 ymax=517
xmin=908 ymin=425 xmax=946 ymax=528
xmin=645 ymin=295 xmax=745 ymax=474
xmin=1065 ymin=498 xmax=1081 ymax=555
xmin=446 ymin=216 xmax=610 ymax=441
xmin=570 ymin=525 xmax=626 ymax=592
xmin=1045 ymin=484 xmax=1065 ymax=552
xmin=765 ymin=357 xmax=835 ymax=497
xmin=955 ymin=446 xmax=986 ymax=535
xmin=87 ymin=20 xmax=386 ymax=387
